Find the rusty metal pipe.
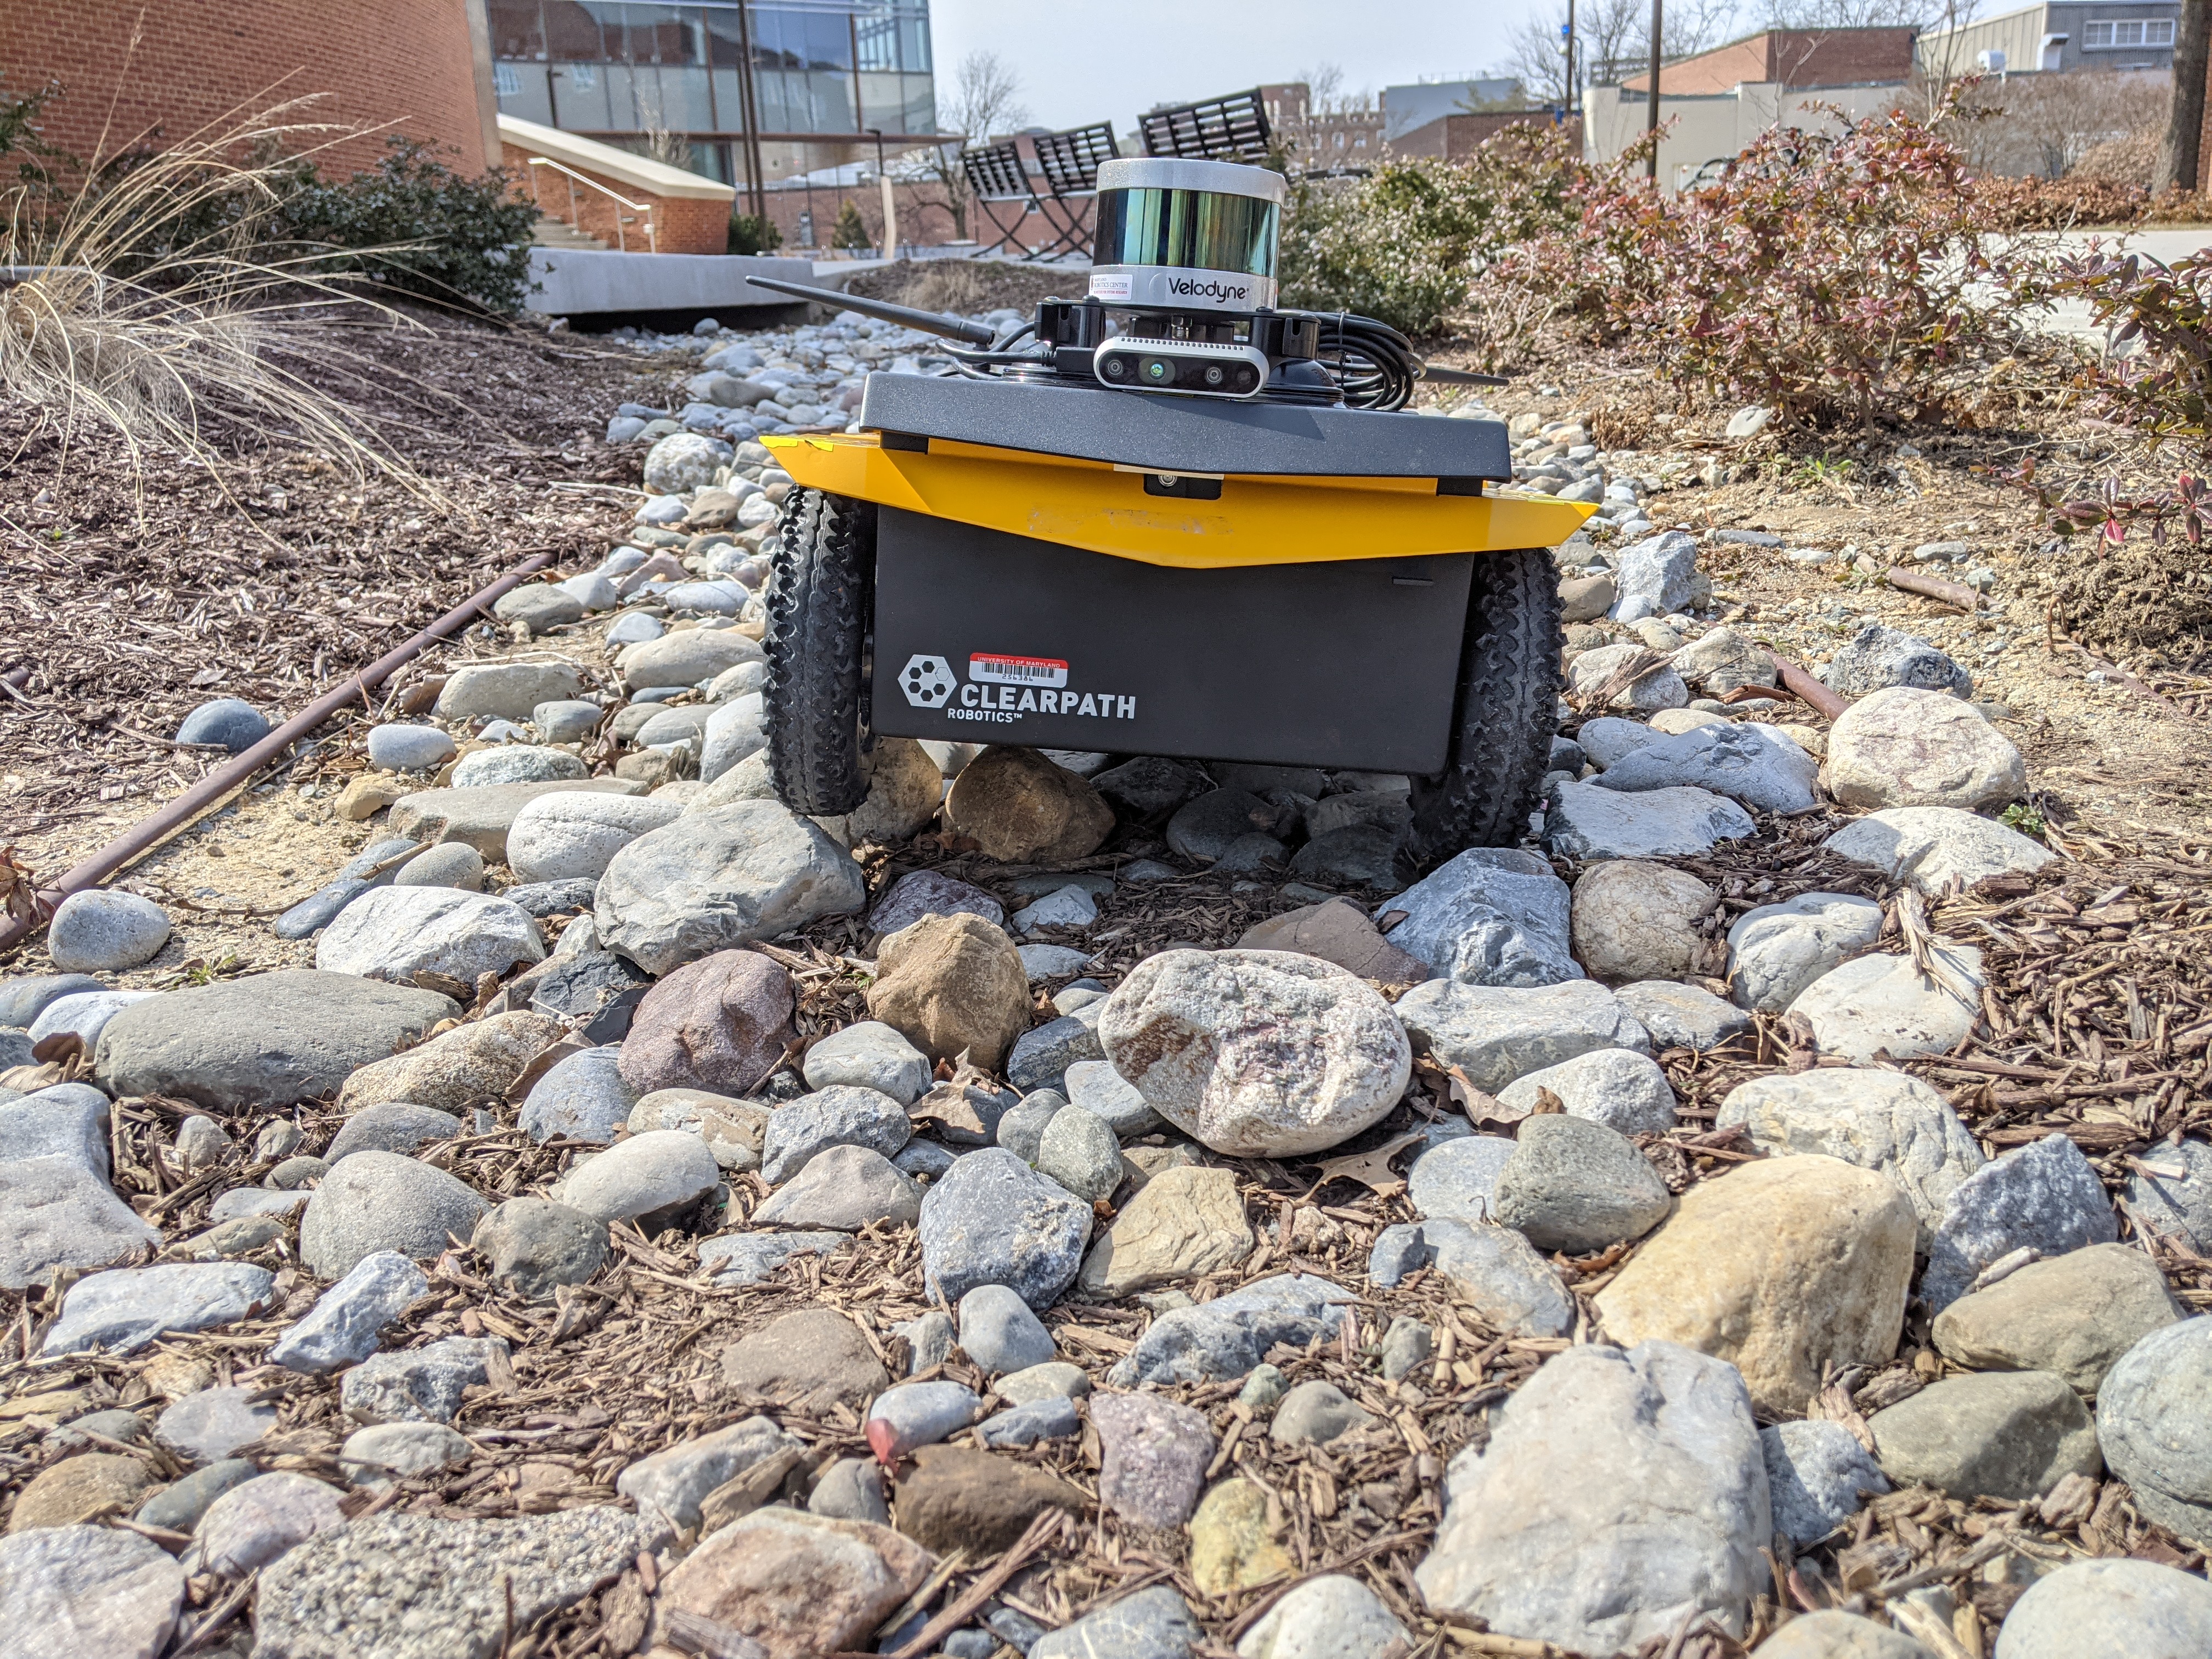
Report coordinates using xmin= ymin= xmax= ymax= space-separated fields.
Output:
xmin=0 ymin=555 xmax=554 ymax=955
xmin=1766 ymin=651 xmax=1850 ymax=723
xmin=1886 ymin=566 xmax=1984 ymax=613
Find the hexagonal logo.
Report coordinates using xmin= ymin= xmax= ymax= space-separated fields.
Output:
xmin=898 ymin=653 xmax=956 ymax=708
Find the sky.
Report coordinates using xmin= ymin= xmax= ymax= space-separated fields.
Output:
xmin=925 ymin=0 xmax=1558 ymax=133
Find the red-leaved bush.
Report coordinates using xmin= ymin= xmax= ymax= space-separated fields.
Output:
xmin=1500 ymin=102 xmax=2053 ymax=430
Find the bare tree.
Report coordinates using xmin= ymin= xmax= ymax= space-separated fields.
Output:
xmin=1503 ymin=0 xmax=1743 ymax=92
xmin=1757 ymin=0 xmax=1931 ymax=24
xmin=1960 ymin=68 xmax=2170 ymax=178
xmin=907 ymin=50 xmax=1032 ymax=243
xmin=2154 ymin=0 xmax=2210 ymax=191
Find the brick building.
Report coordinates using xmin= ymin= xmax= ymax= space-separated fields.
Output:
xmin=501 ymin=115 xmax=734 ymax=254
xmin=1392 ymin=110 xmax=1583 ymax=160
xmin=1620 ymin=26 xmax=1918 ymax=95
xmin=1 ymin=0 xmax=498 ymax=179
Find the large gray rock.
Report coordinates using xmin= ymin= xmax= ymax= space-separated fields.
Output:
xmin=2097 ymin=1317 xmax=2212 ymax=1546
xmin=1616 ymin=980 xmax=1752 ymax=1052
xmin=1406 ymin=1135 xmax=1519 ymax=1226
xmin=1097 ymin=949 xmax=1411 ymax=1157
xmin=155 ymin=1385 xmax=278 ymax=1465
xmin=272 ymin=838 xmax=424 ymax=940
xmin=1609 ymin=529 xmax=1701 ymax=623
xmin=1726 ymin=891 xmax=1886 ymax=1012
xmin=1376 ymin=848 xmax=1577 ymax=987
xmin=1492 ymin=1114 xmax=1674 ymax=1253
xmin=1868 ymin=1370 xmax=2101 ymax=1500
xmin=920 ymin=1148 xmax=1092 ymax=1309
xmin=449 ymin=745 xmax=587 ymax=789
xmin=1788 ymin=947 xmax=1984 ymax=1066
xmin=518 ymin=1045 xmax=636 ymax=1144
xmin=505 ymin=792 xmax=686 ymax=884
xmin=1567 ymin=642 xmax=1689 ymax=713
xmin=0 ymin=973 xmax=103 ymax=1029
xmin=325 ymin=1103 xmax=464 ymax=1166
xmin=1934 ymin=1244 xmax=2182 ymax=1395
xmin=1368 ymin=1218 xmax=1573 ymax=1337
xmin=1718 ymin=1068 xmax=1983 ymax=1246
xmin=760 ymin=1086 xmax=911 ymax=1184
xmin=1110 ymin=1273 xmax=1357 ymax=1387
xmin=180 ymin=1470 xmax=345 ymax=1578
xmin=41 ymin=1263 xmax=274 ymax=1356
xmin=95 ymin=970 xmax=458 ymax=1108
xmin=473 ymin=1198 xmax=608 ymax=1300
xmin=298 ymin=1151 xmax=491 ymax=1280
xmin=268 ymin=1251 xmax=430 ymax=1374
xmin=1497 ymin=1047 xmax=1678 ymax=1134
xmin=341 ymin=1336 xmax=507 ymax=1424
xmin=0 ymin=1084 xmax=112 ymax=1178
xmin=0 ymin=1524 xmax=184 ymax=1659
xmin=699 ymin=1229 xmax=847 ymax=1287
xmin=1545 ymin=780 xmax=1754 ymax=860
xmin=1920 ymin=1132 xmax=2118 ymax=1313
xmin=1567 ymin=859 xmax=1714 ymax=985
xmin=46 ymin=890 xmax=171 ymax=973
xmin=27 ymin=990 xmax=160 ymax=1049
xmin=1820 ymin=622 xmax=1972 ymax=698
xmin=252 ymin=1506 xmax=662 ymax=1659
xmin=1993 ymin=1557 xmax=2212 ymax=1659
xmin=1824 ymin=806 xmax=2053 ymax=897
xmin=1827 ymin=687 xmax=2025 ymax=812
xmin=2128 ymin=1137 xmax=2212 ymax=1251
xmin=614 ymin=1414 xmax=800 ymax=1531
xmin=753 ymin=1143 xmax=922 ymax=1229
xmin=555 ymin=1130 xmax=719 ymax=1226
xmin=1007 ymin=1003 xmax=1105 ymax=1093
xmin=802 ymin=1021 xmax=932 ymax=1106
xmin=1762 ymin=1419 xmax=1890 ymax=1548
xmin=594 ymin=802 xmax=865 ymax=976
xmin=1416 ymin=1342 xmax=1768 ymax=1653
xmin=1591 ymin=721 xmax=1820 ymax=814
xmin=435 ymin=661 xmax=585 ymax=721
xmin=1031 ymin=1585 xmax=1201 ymax=1659
xmin=0 ymin=1156 xmax=162 ymax=1290
xmin=1036 ymin=1103 xmax=1125 ymax=1203
xmin=315 ymin=887 xmax=544 ymax=985
xmin=388 ymin=778 xmax=646 ymax=863
xmin=1395 ymin=977 xmax=1649 ymax=1093
xmin=617 ymin=625 xmax=760 ymax=691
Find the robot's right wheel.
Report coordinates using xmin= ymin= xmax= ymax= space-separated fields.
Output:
xmin=1403 ymin=546 xmax=1564 ymax=868
xmin=763 ymin=486 xmax=875 ymax=816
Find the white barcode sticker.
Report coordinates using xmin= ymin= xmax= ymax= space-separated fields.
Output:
xmin=1087 ymin=272 xmax=1132 ymax=301
xmin=970 ymin=653 xmax=1069 ymax=688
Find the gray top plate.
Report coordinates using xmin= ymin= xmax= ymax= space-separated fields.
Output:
xmin=857 ymin=373 xmax=1513 ymax=482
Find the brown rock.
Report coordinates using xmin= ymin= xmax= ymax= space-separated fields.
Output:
xmin=1236 ymin=898 xmax=1430 ymax=987
xmin=336 ymin=776 xmax=409 ymax=821
xmin=1569 ymin=860 xmax=1717 ymax=984
xmin=650 ymin=1506 xmax=934 ymax=1659
xmin=1079 ymin=1165 xmax=1254 ymax=1298
xmin=1932 ymin=1243 xmax=2184 ymax=1395
xmin=686 ymin=488 xmax=744 ymax=529
xmin=7 ymin=1453 xmax=159 ymax=1532
xmin=618 ymin=949 xmax=795 ymax=1097
xmin=1092 ymin=1392 xmax=1212 ymax=1530
xmin=1559 ymin=572 xmax=1617 ymax=626
xmin=814 ymin=737 xmax=943 ymax=850
xmin=943 ymin=748 xmax=1114 ymax=863
xmin=866 ymin=913 xmax=1031 ymax=1071
xmin=336 ymin=1010 xmax=563 ymax=1115
xmin=720 ymin=1307 xmax=890 ymax=1412
xmin=890 ymin=1444 xmax=1086 ymax=1553
xmin=1594 ymin=1154 xmax=1916 ymax=1416
xmin=1188 ymin=1478 xmax=1294 ymax=1595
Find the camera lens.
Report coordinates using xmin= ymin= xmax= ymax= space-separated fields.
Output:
xmin=1143 ymin=357 xmax=1173 ymax=383
xmin=1204 ymin=365 xmax=1224 ymax=386
xmin=1102 ymin=357 xmax=1127 ymax=380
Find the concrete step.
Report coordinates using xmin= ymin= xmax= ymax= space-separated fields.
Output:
xmin=531 ymin=215 xmax=609 ymax=251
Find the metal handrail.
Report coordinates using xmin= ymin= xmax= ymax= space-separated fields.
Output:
xmin=524 ymin=156 xmax=658 ymax=253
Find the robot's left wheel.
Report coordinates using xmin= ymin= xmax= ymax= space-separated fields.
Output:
xmin=763 ymin=487 xmax=874 ymax=815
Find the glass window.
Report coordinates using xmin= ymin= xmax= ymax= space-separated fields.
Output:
xmin=2085 ymin=17 xmax=2176 ymax=47
xmin=493 ymin=62 xmax=524 ymax=96
xmin=1093 ymin=187 xmax=1280 ymax=276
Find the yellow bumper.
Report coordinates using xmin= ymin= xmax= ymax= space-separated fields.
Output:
xmin=761 ymin=432 xmax=1594 ymax=571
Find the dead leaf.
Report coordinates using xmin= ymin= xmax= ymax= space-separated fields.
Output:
xmin=1305 ymin=1130 xmax=1426 ymax=1199
xmin=1531 ymin=1086 xmax=1565 ymax=1115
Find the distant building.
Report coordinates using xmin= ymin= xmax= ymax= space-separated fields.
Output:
xmin=1258 ymin=82 xmax=1388 ymax=170
xmin=1380 ymin=77 xmax=1526 ymax=140
xmin=1590 ymin=26 xmax=1916 ymax=190
xmin=1915 ymin=1 xmax=2180 ymax=77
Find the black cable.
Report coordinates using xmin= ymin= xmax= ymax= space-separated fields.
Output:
xmin=1308 ymin=312 xmax=1419 ymax=411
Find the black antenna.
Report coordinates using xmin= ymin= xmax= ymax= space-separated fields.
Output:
xmin=742 ymin=274 xmax=997 ymax=346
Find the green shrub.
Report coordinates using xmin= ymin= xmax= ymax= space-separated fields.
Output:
xmin=832 ymin=199 xmax=871 ymax=251
xmin=728 ymin=211 xmax=782 ymax=255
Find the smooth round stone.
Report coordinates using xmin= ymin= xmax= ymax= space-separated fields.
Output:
xmin=47 ymin=890 xmax=171 ymax=972
xmin=533 ymin=700 xmax=605 ymax=743
xmin=1994 ymin=1556 xmax=2212 ymax=1658
xmin=390 ymin=843 xmax=485 ymax=892
xmin=27 ymin=989 xmax=160 ymax=1047
xmin=1036 ymin=1105 xmax=1124 ymax=1204
xmin=365 ymin=723 xmax=458 ymax=772
xmin=177 ymin=698 xmax=270 ymax=753
xmin=605 ymin=612 xmax=664 ymax=646
xmin=449 ymin=745 xmax=588 ymax=789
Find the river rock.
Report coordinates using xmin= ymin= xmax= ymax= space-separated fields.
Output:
xmin=866 ymin=912 xmax=1031 ymax=1071
xmin=1379 ymin=848 xmax=1575 ymax=987
xmin=1934 ymin=1243 xmax=2181 ymax=1395
xmin=505 ymin=792 xmax=685 ymax=883
xmin=1493 ymin=1114 xmax=1674 ymax=1253
xmin=868 ymin=870 xmax=1005 ymax=938
xmin=1079 ymin=1165 xmax=1253 ymax=1297
xmin=594 ymin=802 xmax=865 ymax=976
xmin=1595 ymin=1155 xmax=1915 ymax=1414
xmin=1378 ymin=1216 xmax=1573 ymax=1336
xmin=1032 ymin=1585 xmax=1200 ymax=1659
xmin=1036 ymin=1102 xmax=1124 ymax=1201
xmin=1007 ymin=1003 xmax=1105 ymax=1092
xmin=1235 ymin=1573 xmax=1407 ymax=1659
xmin=1717 ymin=1069 xmax=1983 ymax=1246
xmin=0 ymin=1523 xmax=184 ymax=1656
xmin=867 ymin=1383 xmax=984 ymax=1462
xmin=1763 ymin=1420 xmax=1892 ymax=1548
xmin=2128 ymin=1137 xmax=2212 ymax=1250
xmin=46 ymin=890 xmax=171 ymax=973
xmin=1593 ymin=721 xmax=1820 ymax=814
xmin=1569 ymin=859 xmax=1716 ymax=983
xmin=435 ymin=662 xmax=584 ymax=721
xmin=1921 ymin=1132 xmax=2118 ymax=1312
xmin=336 ymin=1101 xmax=475 ymax=1167
xmin=802 ymin=1020 xmax=931 ymax=1105
xmin=180 ymin=1470 xmax=346 ymax=1577
xmin=630 ymin=1088 xmax=768 ymax=1171
xmin=721 ymin=1306 xmax=890 ymax=1412
xmin=386 ymin=841 xmax=484 ymax=891
xmin=366 ymin=723 xmax=458 ymax=771
xmin=449 ymin=744 xmax=587 ymax=790
xmin=1609 ymin=529 xmax=1700 ymax=622
xmin=335 ymin=1009 xmax=562 ymax=1116
xmin=518 ymin=1044 xmax=635 ymax=1143
xmin=1827 ymin=687 xmax=2024 ymax=811
xmin=556 ymin=1130 xmax=719 ymax=1227
xmin=1098 ymin=949 xmax=1410 ymax=1157
xmin=1235 ymin=898 xmax=1429 ymax=986
xmin=651 ymin=1505 xmax=933 ymax=1658
xmin=0 ymin=973 xmax=103 ymax=1028
xmin=618 ymin=947 xmax=794 ymax=1097
xmin=1726 ymin=892 xmax=1886 ymax=1012
xmin=1270 ymin=1380 xmax=1375 ymax=1447
xmin=1396 ymin=977 xmax=1650 ymax=1092
xmin=1868 ymin=1370 xmax=2101 ymax=1500
xmin=1545 ymin=780 xmax=1754 ymax=860
xmin=25 ymin=990 xmax=157 ymax=1051
xmin=811 ymin=735 xmax=944 ymax=848
xmin=154 ymin=1386 xmax=276 ymax=1465
xmin=1062 ymin=1058 xmax=1163 ymax=1136
xmin=1497 ymin=1046 xmax=1678 ymax=1133
xmin=617 ymin=625 xmax=760 ymax=690
xmin=1568 ymin=641 xmax=1689 ymax=711
xmin=298 ymin=1150 xmax=490 ymax=1279
xmin=1993 ymin=1558 xmax=2212 ymax=1659
xmin=472 ymin=1198 xmax=608 ymax=1300
xmin=315 ymin=887 xmax=543 ymax=985
xmin=336 ymin=1421 xmax=472 ymax=1483
xmin=919 ymin=1148 xmax=1091 ymax=1308
xmin=267 ymin=1251 xmax=429 ymax=1374
xmin=754 ymin=1142 xmax=921 ymax=1229
xmin=1110 ymin=1274 xmax=1355 ymax=1387
xmin=1826 ymin=805 xmax=2054 ymax=896
xmin=1822 ymin=622 xmax=1972 ymax=698
xmin=8 ymin=1453 xmax=159 ymax=1531
xmin=1788 ymin=946 xmax=1983 ymax=1065
xmin=342 ymin=1336 xmax=507 ymax=1425
xmin=1576 ymin=717 xmax=1657 ymax=769
xmin=0 ymin=1086 xmax=111 ymax=1177
xmin=1405 ymin=1136 xmax=1520 ymax=1226
xmin=40 ymin=1263 xmax=273 ymax=1356
xmin=390 ymin=778 xmax=645 ymax=862
xmin=2096 ymin=1317 xmax=2212 ymax=1544
xmin=760 ymin=1086 xmax=911 ymax=1183
xmin=1417 ymin=1341 xmax=1767 ymax=1653
xmin=1164 ymin=788 xmax=1280 ymax=862
xmin=944 ymin=747 xmax=1114 ymax=862
xmin=1093 ymin=1391 xmax=1212 ymax=1528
